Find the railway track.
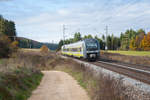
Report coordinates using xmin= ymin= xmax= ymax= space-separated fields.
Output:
xmin=92 ymin=60 xmax=150 ymax=84
xmin=62 ymin=55 xmax=150 ymax=85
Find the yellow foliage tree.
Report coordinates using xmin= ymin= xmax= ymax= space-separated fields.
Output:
xmin=40 ymin=45 xmax=49 ymax=53
xmin=0 ymin=35 xmax=18 ymax=58
xmin=11 ymin=41 xmax=19 ymax=50
xmin=141 ymin=32 xmax=150 ymax=51
xmin=130 ymin=32 xmax=145 ymax=51
xmin=129 ymin=39 xmax=136 ymax=50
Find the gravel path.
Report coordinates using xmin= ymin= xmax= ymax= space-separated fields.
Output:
xmin=28 ymin=71 xmax=90 ymax=100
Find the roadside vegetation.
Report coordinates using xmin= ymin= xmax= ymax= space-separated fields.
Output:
xmin=0 ymin=67 xmax=43 ymax=100
xmin=0 ymin=50 xmax=45 ymax=100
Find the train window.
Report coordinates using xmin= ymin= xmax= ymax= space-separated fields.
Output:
xmin=79 ymin=47 xmax=81 ymax=52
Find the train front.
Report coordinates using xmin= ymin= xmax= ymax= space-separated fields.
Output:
xmin=84 ymin=39 xmax=100 ymax=61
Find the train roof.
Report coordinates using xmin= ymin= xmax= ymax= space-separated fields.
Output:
xmin=62 ymin=38 xmax=98 ymax=48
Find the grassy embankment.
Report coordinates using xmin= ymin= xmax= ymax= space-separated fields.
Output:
xmin=0 ymin=51 xmax=44 ymax=100
xmin=0 ymin=67 xmax=43 ymax=100
xmin=106 ymin=50 xmax=150 ymax=57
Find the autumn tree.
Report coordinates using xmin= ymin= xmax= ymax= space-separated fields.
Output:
xmin=129 ymin=32 xmax=145 ymax=50
xmin=0 ymin=34 xmax=18 ymax=58
xmin=120 ymin=29 xmax=137 ymax=50
xmin=141 ymin=32 xmax=150 ymax=51
xmin=40 ymin=45 xmax=49 ymax=53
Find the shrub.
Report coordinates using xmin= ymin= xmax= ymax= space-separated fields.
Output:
xmin=0 ymin=34 xmax=18 ymax=58
xmin=11 ymin=41 xmax=19 ymax=52
xmin=0 ymin=67 xmax=43 ymax=100
xmin=40 ymin=45 xmax=49 ymax=53
xmin=0 ymin=34 xmax=11 ymax=58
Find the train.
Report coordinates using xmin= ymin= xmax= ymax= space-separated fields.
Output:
xmin=61 ymin=38 xmax=100 ymax=61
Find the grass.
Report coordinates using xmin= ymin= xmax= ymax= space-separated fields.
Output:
xmin=105 ymin=50 xmax=150 ymax=56
xmin=0 ymin=67 xmax=43 ymax=100
xmin=60 ymin=68 xmax=94 ymax=90
xmin=21 ymin=48 xmax=40 ymax=52
xmin=0 ymin=60 xmax=2 ymax=64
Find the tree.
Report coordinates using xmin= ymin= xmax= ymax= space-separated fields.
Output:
xmin=137 ymin=29 xmax=145 ymax=35
xmin=40 ymin=45 xmax=49 ymax=53
xmin=106 ymin=35 xmax=111 ymax=50
xmin=141 ymin=32 xmax=150 ymax=51
xmin=105 ymin=34 xmax=120 ymax=50
xmin=0 ymin=34 xmax=18 ymax=58
xmin=0 ymin=15 xmax=16 ymax=40
xmin=73 ymin=32 xmax=82 ymax=42
xmin=83 ymin=34 xmax=93 ymax=39
xmin=129 ymin=31 xmax=145 ymax=50
xmin=95 ymin=36 xmax=105 ymax=50
xmin=129 ymin=38 xmax=136 ymax=50
xmin=120 ymin=29 xmax=137 ymax=50
xmin=102 ymin=34 xmax=105 ymax=41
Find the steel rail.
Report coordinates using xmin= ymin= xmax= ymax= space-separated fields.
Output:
xmin=98 ymin=61 xmax=150 ymax=74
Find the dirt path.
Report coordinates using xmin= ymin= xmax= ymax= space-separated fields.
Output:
xmin=28 ymin=71 xmax=90 ymax=100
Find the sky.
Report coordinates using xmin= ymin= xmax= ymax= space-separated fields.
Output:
xmin=0 ymin=0 xmax=150 ymax=43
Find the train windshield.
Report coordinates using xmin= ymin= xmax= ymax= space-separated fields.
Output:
xmin=86 ymin=42 xmax=98 ymax=50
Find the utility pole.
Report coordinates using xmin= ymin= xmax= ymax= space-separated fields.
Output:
xmin=105 ymin=25 xmax=108 ymax=50
xmin=63 ymin=24 xmax=66 ymax=45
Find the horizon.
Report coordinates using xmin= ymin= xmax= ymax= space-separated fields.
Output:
xmin=0 ymin=0 xmax=150 ymax=43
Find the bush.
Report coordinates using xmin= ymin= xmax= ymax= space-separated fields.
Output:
xmin=0 ymin=34 xmax=18 ymax=58
xmin=0 ymin=34 xmax=11 ymax=58
xmin=0 ymin=67 xmax=43 ymax=100
xmin=40 ymin=45 xmax=49 ymax=53
xmin=11 ymin=41 xmax=19 ymax=52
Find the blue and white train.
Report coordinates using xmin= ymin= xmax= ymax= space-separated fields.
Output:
xmin=61 ymin=38 xmax=100 ymax=61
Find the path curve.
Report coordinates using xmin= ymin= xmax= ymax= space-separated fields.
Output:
xmin=28 ymin=71 xmax=90 ymax=100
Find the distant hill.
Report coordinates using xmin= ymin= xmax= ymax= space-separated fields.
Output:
xmin=17 ymin=37 xmax=58 ymax=50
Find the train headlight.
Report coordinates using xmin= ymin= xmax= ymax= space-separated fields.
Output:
xmin=90 ymin=54 xmax=96 ymax=58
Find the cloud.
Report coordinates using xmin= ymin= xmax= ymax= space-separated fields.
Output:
xmin=1 ymin=0 xmax=150 ymax=42
xmin=57 ymin=9 xmax=70 ymax=16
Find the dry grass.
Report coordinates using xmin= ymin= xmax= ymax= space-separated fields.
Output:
xmin=1 ymin=50 xmax=149 ymax=100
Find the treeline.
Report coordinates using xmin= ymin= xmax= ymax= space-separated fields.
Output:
xmin=18 ymin=37 xmax=58 ymax=50
xmin=121 ymin=29 xmax=150 ymax=51
xmin=58 ymin=29 xmax=150 ymax=51
xmin=58 ymin=32 xmax=106 ymax=50
xmin=58 ymin=32 xmax=120 ymax=50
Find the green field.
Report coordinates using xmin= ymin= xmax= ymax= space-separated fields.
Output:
xmin=106 ymin=50 xmax=150 ymax=57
